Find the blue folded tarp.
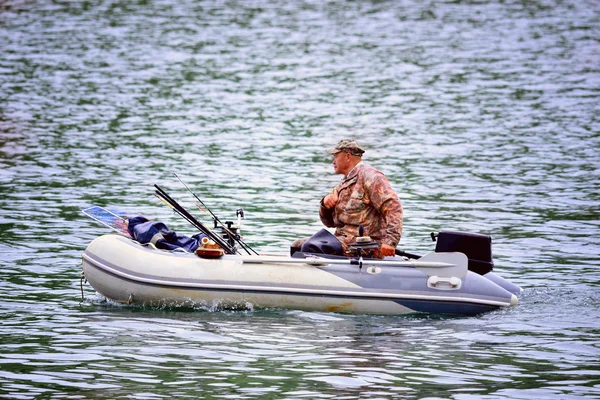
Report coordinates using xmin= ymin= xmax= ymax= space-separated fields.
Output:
xmin=127 ymin=216 xmax=206 ymax=252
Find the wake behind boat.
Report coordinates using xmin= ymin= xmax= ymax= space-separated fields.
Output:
xmin=80 ymin=181 xmax=521 ymax=316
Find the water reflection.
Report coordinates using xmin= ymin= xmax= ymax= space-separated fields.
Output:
xmin=1 ymin=0 xmax=599 ymax=398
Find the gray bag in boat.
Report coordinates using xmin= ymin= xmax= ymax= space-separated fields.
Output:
xmin=300 ymin=229 xmax=344 ymax=256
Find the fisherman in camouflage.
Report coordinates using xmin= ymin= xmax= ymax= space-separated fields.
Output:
xmin=291 ymin=139 xmax=403 ymax=258
xmin=319 ymin=139 xmax=403 ymax=257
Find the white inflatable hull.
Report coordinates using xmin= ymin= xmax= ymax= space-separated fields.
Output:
xmin=82 ymin=235 xmax=519 ymax=315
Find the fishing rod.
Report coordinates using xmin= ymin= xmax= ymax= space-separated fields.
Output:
xmin=173 ymin=173 xmax=258 ymax=255
xmin=154 ymin=185 xmax=232 ymax=252
xmin=154 ymin=186 xmax=236 ymax=255
xmin=153 ymin=193 xmax=205 ymax=238
xmin=170 ymin=174 xmax=254 ymax=255
xmin=174 ymin=173 xmax=222 ymax=224
xmin=154 ymin=188 xmax=218 ymax=246
xmin=154 ymin=184 xmax=237 ymax=255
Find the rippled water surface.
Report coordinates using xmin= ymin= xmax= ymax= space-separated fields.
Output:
xmin=1 ymin=0 xmax=599 ymax=398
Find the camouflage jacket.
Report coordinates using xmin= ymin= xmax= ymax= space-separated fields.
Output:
xmin=319 ymin=163 xmax=403 ymax=250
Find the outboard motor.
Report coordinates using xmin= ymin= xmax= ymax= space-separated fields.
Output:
xmin=432 ymin=231 xmax=494 ymax=275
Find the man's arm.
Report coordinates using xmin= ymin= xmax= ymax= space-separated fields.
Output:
xmin=379 ymin=197 xmax=403 ymax=247
xmin=319 ymin=197 xmax=336 ymax=227
xmin=319 ymin=188 xmax=339 ymax=227
xmin=368 ymin=174 xmax=403 ymax=247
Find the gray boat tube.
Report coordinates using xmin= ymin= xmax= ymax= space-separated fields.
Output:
xmin=483 ymin=272 xmax=522 ymax=295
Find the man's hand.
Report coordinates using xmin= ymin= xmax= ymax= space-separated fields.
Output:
xmin=323 ymin=189 xmax=339 ymax=209
xmin=380 ymin=243 xmax=396 ymax=257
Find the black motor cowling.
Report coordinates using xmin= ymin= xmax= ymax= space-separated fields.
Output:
xmin=433 ymin=231 xmax=494 ymax=275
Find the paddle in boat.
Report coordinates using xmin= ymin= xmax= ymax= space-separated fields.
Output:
xmin=81 ymin=178 xmax=521 ymax=316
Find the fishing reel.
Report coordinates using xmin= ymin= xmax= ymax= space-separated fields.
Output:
xmin=215 ymin=208 xmax=245 ymax=249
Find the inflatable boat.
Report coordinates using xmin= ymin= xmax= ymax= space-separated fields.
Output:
xmin=81 ymin=230 xmax=521 ymax=316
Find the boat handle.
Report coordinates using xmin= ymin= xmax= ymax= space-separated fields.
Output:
xmin=427 ymin=275 xmax=462 ymax=290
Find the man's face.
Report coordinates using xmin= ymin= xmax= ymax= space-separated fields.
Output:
xmin=332 ymin=151 xmax=351 ymax=175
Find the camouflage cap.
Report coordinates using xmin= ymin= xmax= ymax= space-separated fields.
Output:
xmin=326 ymin=139 xmax=365 ymax=156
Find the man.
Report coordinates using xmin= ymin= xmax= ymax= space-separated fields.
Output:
xmin=293 ymin=139 xmax=403 ymax=258
xmin=320 ymin=139 xmax=403 ymax=257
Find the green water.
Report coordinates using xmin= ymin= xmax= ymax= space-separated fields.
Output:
xmin=1 ymin=0 xmax=599 ymax=398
